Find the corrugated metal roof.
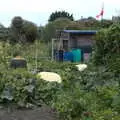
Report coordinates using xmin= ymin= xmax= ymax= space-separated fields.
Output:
xmin=63 ymin=30 xmax=97 ymax=34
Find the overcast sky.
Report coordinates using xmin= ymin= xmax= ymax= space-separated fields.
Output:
xmin=0 ymin=0 xmax=120 ymax=27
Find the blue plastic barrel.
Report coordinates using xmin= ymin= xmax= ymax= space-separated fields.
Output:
xmin=56 ymin=50 xmax=63 ymax=61
xmin=63 ymin=52 xmax=73 ymax=62
xmin=71 ymin=49 xmax=81 ymax=62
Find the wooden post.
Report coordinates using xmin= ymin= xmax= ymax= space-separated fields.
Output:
xmin=51 ymin=38 xmax=55 ymax=61
xmin=35 ymin=40 xmax=38 ymax=70
xmin=68 ymin=33 xmax=70 ymax=50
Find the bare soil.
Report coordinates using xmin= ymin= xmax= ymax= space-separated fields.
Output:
xmin=0 ymin=106 xmax=58 ymax=120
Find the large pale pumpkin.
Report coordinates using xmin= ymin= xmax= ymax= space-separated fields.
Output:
xmin=37 ymin=72 xmax=62 ymax=83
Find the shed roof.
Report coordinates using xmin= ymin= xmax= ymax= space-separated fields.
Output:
xmin=63 ymin=30 xmax=97 ymax=35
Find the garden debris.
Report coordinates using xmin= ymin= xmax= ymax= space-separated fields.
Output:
xmin=75 ymin=64 xmax=87 ymax=71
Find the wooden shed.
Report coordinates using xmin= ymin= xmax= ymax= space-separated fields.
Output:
xmin=52 ymin=30 xmax=97 ymax=61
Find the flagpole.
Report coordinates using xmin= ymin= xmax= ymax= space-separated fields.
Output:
xmin=101 ymin=2 xmax=104 ymax=27
xmin=96 ymin=2 xmax=104 ymax=27
xmin=101 ymin=14 xmax=103 ymax=28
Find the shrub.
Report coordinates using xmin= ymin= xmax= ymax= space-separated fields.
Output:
xmin=93 ymin=23 xmax=120 ymax=73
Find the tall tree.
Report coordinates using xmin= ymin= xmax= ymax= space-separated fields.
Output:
xmin=23 ymin=20 xmax=38 ymax=42
xmin=11 ymin=16 xmax=24 ymax=43
xmin=42 ymin=18 xmax=73 ymax=42
xmin=48 ymin=11 xmax=74 ymax=22
xmin=10 ymin=16 xmax=38 ymax=43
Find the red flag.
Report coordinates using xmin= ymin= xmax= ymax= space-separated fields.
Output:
xmin=96 ymin=7 xmax=104 ymax=18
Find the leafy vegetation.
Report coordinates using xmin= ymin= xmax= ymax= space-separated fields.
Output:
xmin=0 ymin=51 xmax=119 ymax=120
xmin=0 ymin=40 xmax=119 ymax=119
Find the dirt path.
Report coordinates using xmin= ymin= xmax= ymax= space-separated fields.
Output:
xmin=0 ymin=106 xmax=58 ymax=120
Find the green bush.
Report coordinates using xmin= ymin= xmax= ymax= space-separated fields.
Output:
xmin=93 ymin=23 xmax=120 ymax=73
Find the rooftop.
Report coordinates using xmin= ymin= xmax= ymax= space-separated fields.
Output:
xmin=63 ymin=30 xmax=97 ymax=34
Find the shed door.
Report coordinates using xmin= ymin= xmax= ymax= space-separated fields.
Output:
xmin=71 ymin=39 xmax=78 ymax=49
xmin=63 ymin=40 xmax=68 ymax=51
